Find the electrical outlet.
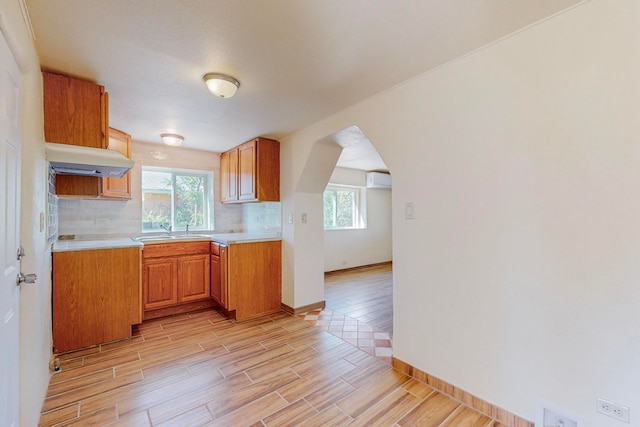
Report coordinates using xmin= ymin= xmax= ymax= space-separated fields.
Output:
xmin=542 ymin=407 xmax=578 ymax=427
xmin=596 ymin=398 xmax=630 ymax=423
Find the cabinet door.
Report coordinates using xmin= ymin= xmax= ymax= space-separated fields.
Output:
xmin=220 ymin=245 xmax=232 ymax=309
xmin=210 ymin=254 xmax=223 ymax=307
xmin=178 ymin=254 xmax=211 ymax=303
xmin=220 ymin=148 xmax=238 ymax=202
xmin=238 ymin=140 xmax=257 ymax=201
xmin=143 ymin=258 xmax=178 ymax=310
xmin=43 ymin=71 xmax=107 ymax=149
xmin=101 ymin=128 xmax=131 ymax=199
xmin=52 ymin=247 xmax=141 ymax=353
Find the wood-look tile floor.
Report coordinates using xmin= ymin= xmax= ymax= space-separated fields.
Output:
xmin=324 ymin=263 xmax=393 ymax=333
xmin=39 ymin=309 xmax=504 ymax=427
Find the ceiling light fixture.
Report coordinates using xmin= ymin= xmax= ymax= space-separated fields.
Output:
xmin=161 ymin=133 xmax=184 ymax=147
xmin=203 ymin=73 xmax=240 ymax=98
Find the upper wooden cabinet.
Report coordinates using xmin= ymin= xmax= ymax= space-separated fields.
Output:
xmin=43 ymin=71 xmax=108 ymax=149
xmin=101 ymin=128 xmax=132 ymax=199
xmin=54 ymin=128 xmax=133 ymax=199
xmin=220 ymin=137 xmax=279 ymax=203
xmin=220 ymin=148 xmax=238 ymax=202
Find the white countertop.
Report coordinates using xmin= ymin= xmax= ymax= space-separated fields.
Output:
xmin=52 ymin=238 xmax=143 ymax=252
xmin=52 ymin=233 xmax=281 ymax=252
xmin=204 ymin=233 xmax=281 ymax=245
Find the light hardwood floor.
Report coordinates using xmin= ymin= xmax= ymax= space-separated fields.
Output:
xmin=39 ymin=309 xmax=505 ymax=426
xmin=324 ymin=263 xmax=393 ymax=333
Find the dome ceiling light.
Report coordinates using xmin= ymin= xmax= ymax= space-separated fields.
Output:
xmin=203 ymin=73 xmax=240 ymax=98
xmin=161 ymin=133 xmax=184 ymax=147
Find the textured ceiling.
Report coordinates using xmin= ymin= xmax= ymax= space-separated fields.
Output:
xmin=25 ymin=0 xmax=582 ymax=170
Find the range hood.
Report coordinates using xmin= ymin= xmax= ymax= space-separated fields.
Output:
xmin=45 ymin=142 xmax=134 ymax=178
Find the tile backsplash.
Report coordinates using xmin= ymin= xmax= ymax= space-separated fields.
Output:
xmin=56 ymin=141 xmax=281 ymax=239
xmin=47 ymin=165 xmax=58 ymax=244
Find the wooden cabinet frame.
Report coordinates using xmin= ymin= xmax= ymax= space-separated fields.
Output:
xmin=220 ymin=137 xmax=279 ymax=203
xmin=142 ymin=241 xmax=212 ymax=319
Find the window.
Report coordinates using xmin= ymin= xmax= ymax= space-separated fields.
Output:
xmin=142 ymin=166 xmax=214 ymax=232
xmin=323 ymin=184 xmax=366 ymax=230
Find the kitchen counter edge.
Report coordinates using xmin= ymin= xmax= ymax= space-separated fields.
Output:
xmin=53 ymin=235 xmax=281 ymax=252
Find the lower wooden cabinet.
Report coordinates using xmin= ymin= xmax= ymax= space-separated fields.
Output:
xmin=143 ymin=257 xmax=178 ymax=310
xmin=52 ymin=247 xmax=142 ymax=353
xmin=179 ymin=254 xmax=211 ymax=302
xmin=211 ymin=240 xmax=281 ymax=321
xmin=142 ymin=241 xmax=211 ymax=318
xmin=210 ymin=243 xmax=226 ymax=307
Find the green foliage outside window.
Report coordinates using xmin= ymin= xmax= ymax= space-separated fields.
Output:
xmin=323 ymin=185 xmax=365 ymax=230
xmin=142 ymin=168 xmax=213 ymax=231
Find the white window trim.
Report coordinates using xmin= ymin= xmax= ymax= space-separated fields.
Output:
xmin=323 ymin=184 xmax=367 ymax=231
xmin=141 ymin=166 xmax=215 ymax=233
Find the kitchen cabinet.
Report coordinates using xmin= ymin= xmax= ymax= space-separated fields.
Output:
xmin=220 ymin=137 xmax=280 ymax=203
xmin=220 ymin=149 xmax=238 ymax=202
xmin=211 ymin=240 xmax=281 ymax=320
xmin=52 ymin=247 xmax=142 ymax=353
xmin=55 ymin=127 xmax=133 ymax=198
xmin=43 ymin=71 xmax=108 ymax=149
xmin=210 ymin=242 xmax=226 ymax=307
xmin=100 ymin=128 xmax=132 ymax=199
xmin=143 ymin=241 xmax=211 ymax=319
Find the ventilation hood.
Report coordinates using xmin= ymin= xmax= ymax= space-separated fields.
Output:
xmin=45 ymin=143 xmax=134 ymax=178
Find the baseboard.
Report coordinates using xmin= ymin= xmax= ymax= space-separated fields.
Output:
xmin=281 ymin=300 xmax=326 ymax=315
xmin=392 ymin=357 xmax=534 ymax=427
xmin=324 ymin=261 xmax=392 ymax=274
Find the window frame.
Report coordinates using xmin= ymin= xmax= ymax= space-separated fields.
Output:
xmin=323 ymin=184 xmax=367 ymax=231
xmin=141 ymin=166 xmax=214 ymax=233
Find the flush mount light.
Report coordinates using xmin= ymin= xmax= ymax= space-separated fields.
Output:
xmin=161 ymin=133 xmax=184 ymax=147
xmin=203 ymin=73 xmax=240 ymax=98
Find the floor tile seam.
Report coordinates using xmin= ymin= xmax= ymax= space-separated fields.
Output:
xmin=44 ymin=378 xmax=123 ymax=421
xmin=113 ymin=373 xmax=227 ymax=420
xmin=433 ymin=402 xmax=467 ymax=427
xmin=346 ymin=387 xmax=425 ymax=426
xmin=184 ymin=344 xmax=267 ymax=374
xmin=409 ymin=382 xmax=497 ymax=427
xmin=329 ymin=402 xmax=355 ymax=424
xmin=402 ymin=384 xmax=437 ymax=401
xmin=217 ymin=343 xmax=298 ymax=377
xmin=46 ymin=362 xmax=127 ymax=392
xmin=69 ymin=347 xmax=145 ymax=370
xmin=46 ymin=401 xmax=95 ymax=427
xmin=148 ymin=398 xmax=213 ymax=426
xmin=333 ymin=376 xmax=413 ymax=415
xmin=38 ymin=401 xmax=80 ymax=421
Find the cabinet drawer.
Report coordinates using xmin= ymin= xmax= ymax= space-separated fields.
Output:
xmin=211 ymin=242 xmax=220 ymax=256
xmin=143 ymin=241 xmax=210 ymax=258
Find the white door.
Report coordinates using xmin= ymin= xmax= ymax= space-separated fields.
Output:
xmin=0 ymin=29 xmax=23 ymax=427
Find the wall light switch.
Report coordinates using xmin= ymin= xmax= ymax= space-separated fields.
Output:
xmin=301 ymin=213 xmax=308 ymax=224
xmin=288 ymin=213 xmax=293 ymax=224
xmin=404 ymin=202 xmax=415 ymax=220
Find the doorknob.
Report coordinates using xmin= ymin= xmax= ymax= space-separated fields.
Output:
xmin=16 ymin=272 xmax=37 ymax=286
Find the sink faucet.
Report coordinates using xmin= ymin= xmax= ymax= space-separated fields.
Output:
xmin=159 ymin=223 xmax=172 ymax=235
xmin=185 ymin=224 xmax=189 ymax=236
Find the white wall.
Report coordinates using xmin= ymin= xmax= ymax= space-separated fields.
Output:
xmin=281 ymin=1 xmax=640 ymax=425
xmin=1 ymin=0 xmax=53 ymax=425
xmin=324 ymin=167 xmax=391 ymax=271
